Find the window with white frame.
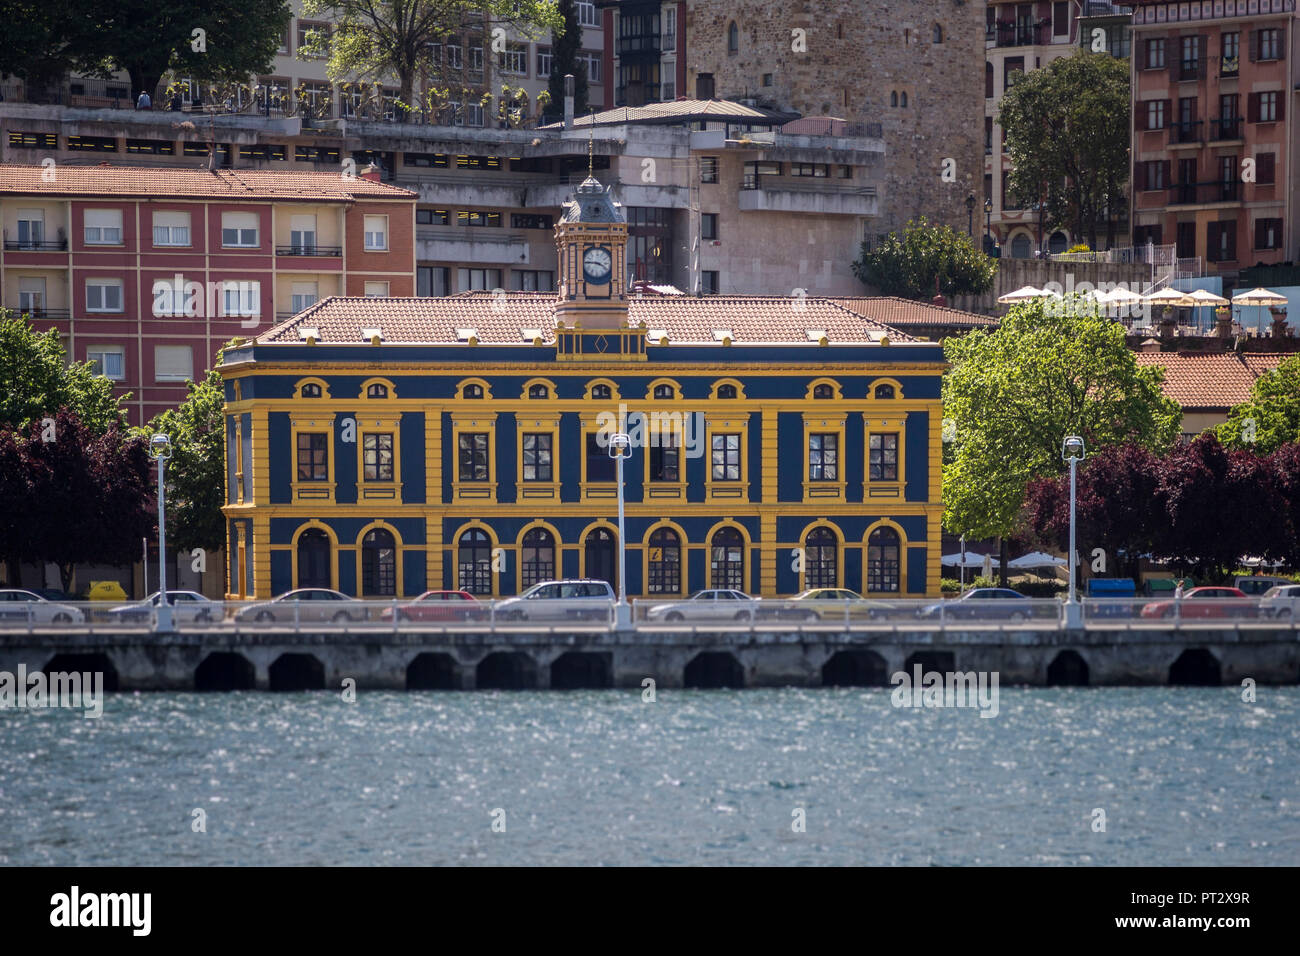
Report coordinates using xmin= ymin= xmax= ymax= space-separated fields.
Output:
xmin=663 ymin=7 xmax=676 ymax=47
xmin=577 ymin=1 xmax=599 ymax=27
xmin=221 ymin=280 xmax=260 ymax=318
xmin=153 ymin=276 xmax=195 ymax=316
xmin=469 ymin=44 xmax=483 ymax=73
xmin=86 ymin=277 xmax=123 ymax=312
xmin=537 ymin=46 xmax=552 ymax=77
xmin=152 ymin=210 xmax=191 ymax=246
xmin=18 ymin=277 xmax=45 ymax=313
xmin=221 ymin=211 xmax=259 ymax=248
xmin=446 ymin=41 xmax=463 ymax=69
xmin=580 ymin=51 xmax=601 ymax=82
xmin=290 ymin=214 xmax=317 ymax=253
xmin=661 ymin=69 xmax=675 ymax=101
xmin=154 ymin=345 xmax=194 ymax=383
xmin=500 ymin=42 xmax=526 ymax=74
xmin=84 ymin=209 xmax=123 ymax=245
xmin=364 ymin=281 xmax=390 ymax=297
xmin=16 ymin=209 xmax=44 ymax=246
xmin=87 ymin=346 xmax=125 ymax=380
xmin=363 ymin=215 xmax=388 ymax=250
xmin=291 ymin=281 xmax=318 ymax=312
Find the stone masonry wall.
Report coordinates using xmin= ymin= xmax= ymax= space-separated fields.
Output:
xmin=686 ymin=0 xmax=986 ymax=238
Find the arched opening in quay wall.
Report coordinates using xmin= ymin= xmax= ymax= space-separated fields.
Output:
xmin=43 ymin=653 xmax=119 ymax=692
xmin=821 ymin=650 xmax=889 ymax=687
xmin=684 ymin=652 xmax=744 ymax=689
xmin=268 ymin=653 xmax=326 ymax=691
xmin=1046 ymin=650 xmax=1090 ymax=687
xmin=195 ymin=652 xmax=256 ymax=691
xmin=550 ymin=652 xmax=613 ymax=689
xmin=1169 ymin=648 xmax=1221 ymax=686
xmin=903 ymin=651 xmax=956 ymax=676
xmin=477 ymin=652 xmax=539 ymax=690
xmin=407 ymin=653 xmax=459 ymax=690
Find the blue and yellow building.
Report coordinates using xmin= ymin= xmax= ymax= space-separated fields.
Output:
xmin=219 ymin=176 xmax=947 ymax=600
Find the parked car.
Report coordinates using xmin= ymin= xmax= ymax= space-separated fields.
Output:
xmin=1140 ymin=586 xmax=1254 ymax=620
xmin=0 ymin=589 xmax=84 ymax=623
xmin=379 ymin=590 xmax=485 ymax=623
xmin=785 ymin=588 xmax=869 ymax=621
xmin=493 ymin=580 xmax=615 ymax=622
xmin=235 ymin=588 xmax=362 ymax=624
xmin=106 ymin=590 xmax=217 ymax=624
xmin=917 ymin=587 xmax=1036 ymax=623
xmin=1085 ymin=577 xmax=1138 ymax=619
xmin=1258 ymin=584 xmax=1300 ymax=620
xmin=644 ymin=589 xmax=762 ymax=622
xmin=1233 ymin=575 xmax=1291 ymax=597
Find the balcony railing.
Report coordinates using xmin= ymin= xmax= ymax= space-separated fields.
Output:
xmin=1177 ymin=58 xmax=1206 ymax=81
xmin=1169 ymin=119 xmax=1202 ymax=144
xmin=616 ymin=34 xmax=661 ymax=55
xmin=4 ymin=239 xmax=68 ymax=251
xmin=989 ymin=22 xmax=1053 ymax=47
xmin=1208 ymin=117 xmax=1242 ymax=140
xmin=275 ymin=245 xmax=342 ymax=257
xmin=1168 ymin=181 xmax=1243 ymax=205
xmin=9 ymin=307 xmax=71 ymax=320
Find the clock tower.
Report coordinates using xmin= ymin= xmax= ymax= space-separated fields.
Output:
xmin=554 ymin=174 xmax=629 ymax=331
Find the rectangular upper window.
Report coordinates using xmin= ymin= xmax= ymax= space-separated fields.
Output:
xmin=586 ymin=433 xmax=616 ymax=482
xmin=522 ymin=433 xmax=552 ymax=482
xmin=364 ymin=281 xmax=389 ymax=297
xmin=869 ymin=433 xmax=898 ymax=482
xmin=701 ymin=213 xmax=718 ymax=240
xmin=291 ymin=281 xmax=318 ymax=312
xmin=700 ymin=157 xmax=719 ymax=184
xmin=458 ymin=433 xmax=489 ymax=481
xmin=297 ymin=433 xmax=328 ymax=481
xmin=154 ymin=345 xmax=193 ymax=383
xmin=85 ymin=278 xmax=123 ymax=312
xmin=363 ymin=215 xmax=388 ymax=250
xmin=153 ymin=211 xmax=191 ymax=247
xmin=711 ymin=434 xmax=741 ymax=481
xmin=87 ymin=346 xmax=124 ymax=380
xmin=809 ymin=433 xmax=838 ymax=481
xmin=363 ymin=433 xmax=394 ymax=481
xmin=84 ymin=209 xmax=123 ymax=245
xmin=650 ymin=433 xmax=680 ymax=482
xmin=221 ymin=212 xmax=259 ymax=248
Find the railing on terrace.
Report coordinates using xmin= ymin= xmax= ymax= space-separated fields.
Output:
xmin=274 ymin=245 xmax=342 ymax=257
xmin=3 ymin=239 xmax=68 ymax=251
xmin=4 ymin=595 xmax=1297 ymax=634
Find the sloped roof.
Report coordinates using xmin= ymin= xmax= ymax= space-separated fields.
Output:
xmin=830 ymin=297 xmax=998 ymax=328
xmin=539 ymin=98 xmax=795 ymax=129
xmin=257 ymin=293 xmax=921 ymax=346
xmin=1134 ymin=351 xmax=1290 ymax=409
xmin=0 ymin=164 xmax=415 ymax=201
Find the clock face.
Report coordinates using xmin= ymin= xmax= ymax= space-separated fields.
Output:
xmin=583 ymin=246 xmax=612 ymax=283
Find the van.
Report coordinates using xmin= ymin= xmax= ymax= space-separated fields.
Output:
xmin=1086 ymin=578 xmax=1136 ymax=618
xmin=1233 ymin=575 xmax=1291 ymax=596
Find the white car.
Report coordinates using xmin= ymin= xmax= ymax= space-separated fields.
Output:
xmin=493 ymin=580 xmax=615 ymax=622
xmin=107 ymin=590 xmax=218 ymax=624
xmin=0 ymin=589 xmax=84 ymax=624
xmin=644 ymin=589 xmax=762 ymax=622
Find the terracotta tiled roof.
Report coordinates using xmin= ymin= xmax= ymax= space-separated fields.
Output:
xmin=257 ymin=293 xmax=921 ymax=346
xmin=0 ymin=164 xmax=415 ymax=201
xmin=1134 ymin=351 xmax=1289 ymax=409
xmin=539 ymin=98 xmax=794 ymax=129
xmin=830 ymin=297 xmax=998 ymax=328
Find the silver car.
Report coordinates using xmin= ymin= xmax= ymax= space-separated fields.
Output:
xmin=236 ymin=588 xmax=362 ymax=624
xmin=0 ymin=589 xmax=84 ymax=624
xmin=493 ymin=580 xmax=615 ymax=622
xmin=644 ymin=589 xmax=762 ymax=622
xmin=1259 ymin=584 xmax=1300 ymax=620
xmin=107 ymin=590 xmax=217 ymax=624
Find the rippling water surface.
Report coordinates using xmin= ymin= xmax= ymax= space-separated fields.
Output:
xmin=1 ymin=688 xmax=1297 ymax=865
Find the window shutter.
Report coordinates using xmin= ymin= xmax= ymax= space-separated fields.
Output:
xmin=1249 ymin=30 xmax=1259 ymax=61
xmin=1255 ymin=219 xmax=1267 ymax=250
xmin=1198 ymin=35 xmax=1208 ymax=76
xmin=1134 ymin=39 xmax=1145 ymax=71
xmin=1247 ymin=92 xmax=1259 ymax=123
xmin=1136 ymin=163 xmax=1147 ymax=191
xmin=1226 ymin=222 xmax=1236 ymax=260
xmin=1161 ymin=160 xmax=1171 ymax=189
xmin=1258 ymin=152 xmax=1275 ymax=184
xmin=154 ymin=345 xmax=193 ymax=382
xmin=1276 ymin=94 xmax=1285 ymax=122
xmin=1162 ymin=99 xmax=1171 ymax=128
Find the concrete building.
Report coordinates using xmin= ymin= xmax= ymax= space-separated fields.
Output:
xmin=680 ymin=0 xmax=985 ymax=241
xmin=218 ymin=174 xmax=946 ymax=600
xmin=1126 ymin=0 xmax=1299 ymax=282
xmin=0 ymin=164 xmax=416 ymax=425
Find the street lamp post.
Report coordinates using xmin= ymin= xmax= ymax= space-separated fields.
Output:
xmin=608 ymin=433 xmax=631 ymax=627
xmin=984 ymin=198 xmax=993 ymax=253
xmin=1062 ymin=435 xmax=1086 ymax=628
xmin=149 ymin=433 xmax=174 ymax=632
xmin=959 ymin=533 xmax=966 ymax=588
xmin=966 ymin=193 xmax=976 ymax=237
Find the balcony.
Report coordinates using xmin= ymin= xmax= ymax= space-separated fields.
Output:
xmin=1168 ymin=181 xmax=1243 ymax=206
xmin=617 ymin=34 xmax=661 ymax=56
xmin=1208 ymin=117 xmax=1242 ymax=141
xmin=4 ymin=239 xmax=68 ymax=251
xmin=275 ymin=245 xmax=342 ymax=257
xmin=416 ymin=229 xmax=530 ymax=264
xmin=738 ymin=180 xmax=877 ymax=217
xmin=1169 ymin=119 xmax=1202 ymax=145
xmin=988 ymin=22 xmax=1053 ymax=48
xmin=1177 ymin=58 xmax=1206 ymax=81
xmin=9 ymin=307 xmax=70 ymax=320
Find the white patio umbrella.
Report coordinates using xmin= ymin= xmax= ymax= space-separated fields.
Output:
xmin=1231 ymin=287 xmax=1289 ymax=334
xmin=1101 ymin=287 xmax=1142 ymax=305
xmin=1141 ymin=287 xmax=1195 ymax=307
xmin=997 ymin=285 xmax=1049 ymax=304
xmin=1007 ymin=551 xmax=1067 ymax=569
xmin=1185 ymin=288 xmax=1229 ymax=333
xmin=941 ymin=551 xmax=997 ymax=568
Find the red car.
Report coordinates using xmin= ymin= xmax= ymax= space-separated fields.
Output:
xmin=380 ymin=590 xmax=485 ymax=623
xmin=1140 ymin=586 xmax=1255 ymax=620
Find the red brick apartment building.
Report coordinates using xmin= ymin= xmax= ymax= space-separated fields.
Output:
xmin=1128 ymin=0 xmax=1298 ymax=277
xmin=0 ymin=164 xmax=415 ymax=424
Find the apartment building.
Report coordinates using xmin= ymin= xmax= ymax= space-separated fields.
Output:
xmin=0 ymin=164 xmax=416 ymax=425
xmin=1127 ymin=0 xmax=1297 ymax=279
xmin=597 ymin=1 xmax=686 ymax=106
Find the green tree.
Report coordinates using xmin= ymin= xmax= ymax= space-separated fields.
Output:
xmin=852 ymin=218 xmax=996 ymax=300
xmin=544 ymin=0 xmax=587 ymax=123
xmin=997 ymin=49 xmax=1130 ymax=249
xmin=7 ymin=1 xmax=292 ymax=101
xmin=0 ymin=311 xmax=125 ymax=434
xmin=943 ymin=299 xmax=1181 ymax=580
xmin=301 ymin=0 xmax=561 ymax=123
xmin=1217 ymin=354 xmax=1300 ymax=455
xmin=145 ymin=349 xmax=229 ymax=557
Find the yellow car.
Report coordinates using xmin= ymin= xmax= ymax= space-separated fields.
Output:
xmin=789 ymin=588 xmax=873 ymax=621
xmin=86 ymin=580 xmax=129 ymax=602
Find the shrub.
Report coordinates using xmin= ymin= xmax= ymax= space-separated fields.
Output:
xmin=1066 ymin=243 xmax=1091 ymax=254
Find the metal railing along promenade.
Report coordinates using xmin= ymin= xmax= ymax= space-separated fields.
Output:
xmin=3 ymin=596 xmax=1298 ymax=635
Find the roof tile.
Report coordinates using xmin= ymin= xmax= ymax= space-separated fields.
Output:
xmin=0 ymin=164 xmax=415 ymax=201
xmin=1134 ymin=351 xmax=1289 ymax=409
